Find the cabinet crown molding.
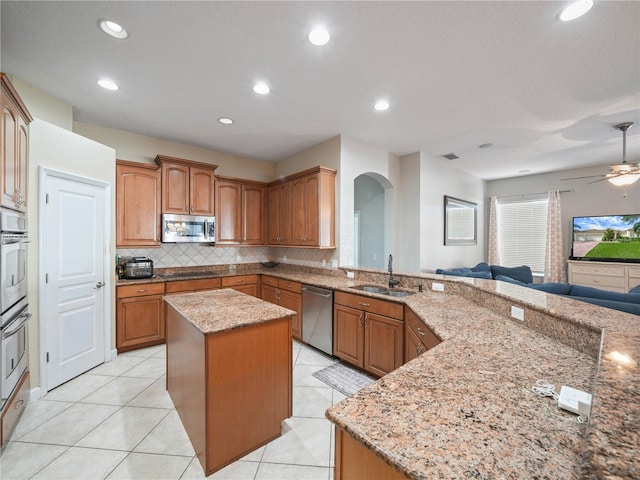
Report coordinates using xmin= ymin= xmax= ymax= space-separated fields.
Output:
xmin=154 ymin=154 xmax=218 ymax=171
xmin=116 ymin=159 xmax=160 ymax=170
xmin=268 ymin=165 xmax=337 ymax=186
xmin=1 ymin=73 xmax=33 ymax=123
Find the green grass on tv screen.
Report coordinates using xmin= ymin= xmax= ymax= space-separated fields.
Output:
xmin=585 ymin=242 xmax=640 ymax=259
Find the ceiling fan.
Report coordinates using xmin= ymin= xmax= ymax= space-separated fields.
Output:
xmin=562 ymin=122 xmax=639 ymax=190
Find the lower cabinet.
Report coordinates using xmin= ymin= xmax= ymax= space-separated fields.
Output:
xmin=221 ymin=275 xmax=259 ymax=297
xmin=165 ymin=278 xmax=222 ymax=295
xmin=116 ymin=283 xmax=166 ymax=352
xmin=261 ymin=276 xmax=302 ymax=340
xmin=404 ymin=307 xmax=441 ymax=363
xmin=334 ymin=292 xmax=403 ymax=377
xmin=1 ymin=371 xmax=29 ymax=446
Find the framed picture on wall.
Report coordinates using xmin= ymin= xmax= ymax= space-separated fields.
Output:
xmin=444 ymin=195 xmax=477 ymax=245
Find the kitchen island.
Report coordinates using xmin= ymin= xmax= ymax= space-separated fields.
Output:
xmin=164 ymin=289 xmax=295 ymax=476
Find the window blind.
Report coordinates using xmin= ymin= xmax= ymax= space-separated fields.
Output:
xmin=496 ymin=198 xmax=548 ymax=274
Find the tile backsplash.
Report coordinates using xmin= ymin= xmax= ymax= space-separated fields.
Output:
xmin=117 ymin=244 xmax=338 ymax=269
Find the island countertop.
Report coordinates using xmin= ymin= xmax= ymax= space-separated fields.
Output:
xmin=163 ymin=288 xmax=295 ymax=334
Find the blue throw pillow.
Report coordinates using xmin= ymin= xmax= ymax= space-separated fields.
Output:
xmin=494 ymin=275 xmax=527 ymax=286
xmin=436 ymin=268 xmax=492 ymax=279
xmin=629 ymin=285 xmax=640 ymax=294
xmin=471 ymin=262 xmax=491 ymax=273
xmin=467 ymin=270 xmax=493 ymax=279
xmin=528 ymin=282 xmax=572 ymax=295
xmin=490 ymin=265 xmax=533 ymax=284
xmin=569 ymin=285 xmax=640 ymax=305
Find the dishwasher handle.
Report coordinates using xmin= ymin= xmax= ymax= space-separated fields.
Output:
xmin=302 ymin=286 xmax=332 ymax=298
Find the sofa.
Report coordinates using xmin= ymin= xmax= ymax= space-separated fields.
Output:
xmin=436 ymin=263 xmax=640 ymax=315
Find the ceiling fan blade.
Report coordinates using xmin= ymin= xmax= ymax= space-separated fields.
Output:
xmin=561 ymin=174 xmax=606 ymax=181
xmin=586 ymin=177 xmax=611 ymax=185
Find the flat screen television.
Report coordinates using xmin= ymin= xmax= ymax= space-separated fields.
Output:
xmin=570 ymin=214 xmax=640 ymax=263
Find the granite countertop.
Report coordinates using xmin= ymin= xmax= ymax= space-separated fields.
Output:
xmin=117 ymin=264 xmax=639 ymax=478
xmin=163 ymin=288 xmax=295 ymax=334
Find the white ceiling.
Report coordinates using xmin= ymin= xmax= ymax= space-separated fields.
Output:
xmin=1 ymin=1 xmax=639 ymax=180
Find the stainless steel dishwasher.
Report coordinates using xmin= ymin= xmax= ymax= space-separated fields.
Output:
xmin=302 ymin=285 xmax=334 ymax=356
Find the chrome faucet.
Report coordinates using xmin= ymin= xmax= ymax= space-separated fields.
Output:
xmin=388 ymin=254 xmax=400 ymax=288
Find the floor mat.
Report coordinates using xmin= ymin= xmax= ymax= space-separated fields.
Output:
xmin=312 ymin=362 xmax=375 ymax=397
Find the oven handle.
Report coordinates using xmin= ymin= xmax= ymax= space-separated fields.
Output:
xmin=2 ymin=313 xmax=32 ymax=339
xmin=1 ymin=236 xmax=32 ymax=245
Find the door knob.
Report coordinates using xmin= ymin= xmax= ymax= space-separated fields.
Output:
xmin=94 ymin=281 xmax=105 ymax=289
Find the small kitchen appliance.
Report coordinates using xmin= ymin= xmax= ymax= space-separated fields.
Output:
xmin=121 ymin=257 xmax=154 ymax=279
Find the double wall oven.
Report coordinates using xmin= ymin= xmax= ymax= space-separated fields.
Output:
xmin=0 ymin=208 xmax=30 ymax=411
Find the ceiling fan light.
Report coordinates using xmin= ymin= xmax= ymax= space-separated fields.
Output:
xmin=608 ymin=174 xmax=640 ymax=187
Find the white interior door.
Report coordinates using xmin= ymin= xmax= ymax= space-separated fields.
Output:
xmin=42 ymin=172 xmax=108 ymax=390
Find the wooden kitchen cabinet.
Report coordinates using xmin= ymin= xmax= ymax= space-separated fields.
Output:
xmin=116 ymin=282 xmax=166 ymax=352
xmin=1 ymin=371 xmax=29 ymax=446
xmin=1 ymin=73 xmax=32 ymax=213
xmin=268 ymin=166 xmax=336 ymax=248
xmin=116 ymin=160 xmax=162 ymax=247
xmin=155 ymin=155 xmax=217 ymax=215
xmin=261 ymin=276 xmax=303 ymax=340
xmin=165 ymin=278 xmax=222 ymax=294
xmin=268 ymin=182 xmax=293 ymax=245
xmin=221 ymin=274 xmax=260 ymax=297
xmin=215 ymin=176 xmax=266 ymax=245
xmin=334 ymin=291 xmax=403 ymax=377
xmin=404 ymin=307 xmax=441 ymax=363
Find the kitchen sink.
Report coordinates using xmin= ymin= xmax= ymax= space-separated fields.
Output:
xmin=351 ymin=285 xmax=415 ymax=297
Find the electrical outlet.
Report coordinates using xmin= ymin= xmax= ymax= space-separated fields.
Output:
xmin=432 ymin=282 xmax=444 ymax=292
xmin=346 ymin=271 xmax=355 ymax=279
xmin=511 ymin=306 xmax=524 ymax=321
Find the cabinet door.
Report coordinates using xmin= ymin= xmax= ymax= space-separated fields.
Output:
xmin=215 ymin=179 xmax=242 ymax=244
xmin=279 ymin=289 xmax=302 ymax=341
xmin=268 ymin=184 xmax=293 ymax=245
xmin=15 ymin=117 xmax=28 ymax=212
xmin=1 ymin=98 xmax=17 ymax=209
xmin=405 ymin=327 xmax=426 ymax=363
xmin=162 ymin=163 xmax=190 ymax=214
xmin=242 ymin=184 xmax=266 ymax=245
xmin=190 ymin=167 xmax=215 ymax=215
xmin=291 ymin=177 xmax=307 ymax=244
xmin=304 ymin=174 xmax=319 ymax=245
xmin=334 ymin=304 xmax=365 ymax=368
xmin=267 ymin=185 xmax=282 ymax=245
xmin=364 ymin=313 xmax=403 ymax=377
xmin=116 ymin=163 xmax=162 ymax=247
xmin=262 ymin=284 xmax=279 ymax=304
xmin=116 ymin=295 xmax=165 ymax=351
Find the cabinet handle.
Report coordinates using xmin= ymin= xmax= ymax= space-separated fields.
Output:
xmin=358 ymin=312 xmax=364 ymax=327
xmin=14 ymin=399 xmax=24 ymax=409
xmin=358 ymin=302 xmax=370 ymax=307
xmin=137 ymin=289 xmax=147 ymax=293
xmin=416 ymin=344 xmax=424 ymax=355
xmin=416 ymin=327 xmax=426 ymax=337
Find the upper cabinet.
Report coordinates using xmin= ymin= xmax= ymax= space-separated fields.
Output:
xmin=215 ymin=176 xmax=266 ymax=245
xmin=155 ymin=155 xmax=217 ymax=215
xmin=116 ymin=160 xmax=162 ymax=247
xmin=268 ymin=166 xmax=336 ymax=248
xmin=1 ymin=74 xmax=32 ymax=213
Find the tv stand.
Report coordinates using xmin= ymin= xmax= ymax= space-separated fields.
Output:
xmin=567 ymin=260 xmax=640 ymax=293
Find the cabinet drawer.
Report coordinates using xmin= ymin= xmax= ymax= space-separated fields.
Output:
xmin=262 ymin=275 xmax=279 ymax=287
xmin=117 ymin=282 xmax=165 ymax=298
xmin=571 ymin=273 xmax=626 ymax=290
xmin=335 ymin=291 xmax=403 ymax=320
xmin=278 ymin=279 xmax=301 ymax=293
xmin=1 ymin=371 xmax=29 ymax=446
xmin=222 ymin=275 xmax=258 ymax=287
xmin=165 ymin=278 xmax=221 ymax=294
xmin=405 ymin=309 xmax=440 ymax=350
xmin=570 ymin=263 xmax=625 ymax=277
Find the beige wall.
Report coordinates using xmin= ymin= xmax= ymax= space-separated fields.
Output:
xmin=74 ymin=122 xmax=275 ymax=182
xmin=27 ymin=120 xmax=116 ymax=389
xmin=8 ymin=75 xmax=73 ymax=131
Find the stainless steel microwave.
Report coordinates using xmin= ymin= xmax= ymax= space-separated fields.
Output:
xmin=162 ymin=214 xmax=215 ymax=243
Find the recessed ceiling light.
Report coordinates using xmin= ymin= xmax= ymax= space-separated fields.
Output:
xmin=374 ymin=100 xmax=390 ymax=111
xmin=98 ymin=79 xmax=119 ymax=91
xmin=98 ymin=18 xmax=128 ymax=39
xmin=253 ymin=82 xmax=270 ymax=95
xmin=308 ymin=27 xmax=330 ymax=46
xmin=559 ymin=0 xmax=594 ymax=22
xmin=218 ymin=117 xmax=234 ymax=125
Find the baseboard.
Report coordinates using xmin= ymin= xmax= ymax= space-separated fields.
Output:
xmin=110 ymin=348 xmax=118 ymax=361
xmin=30 ymin=386 xmax=42 ymax=403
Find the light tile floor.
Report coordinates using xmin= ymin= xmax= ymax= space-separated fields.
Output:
xmin=1 ymin=341 xmax=345 ymax=480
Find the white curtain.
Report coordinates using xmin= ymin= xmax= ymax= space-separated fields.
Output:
xmin=544 ymin=190 xmax=566 ymax=282
xmin=488 ymin=196 xmax=500 ymax=265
